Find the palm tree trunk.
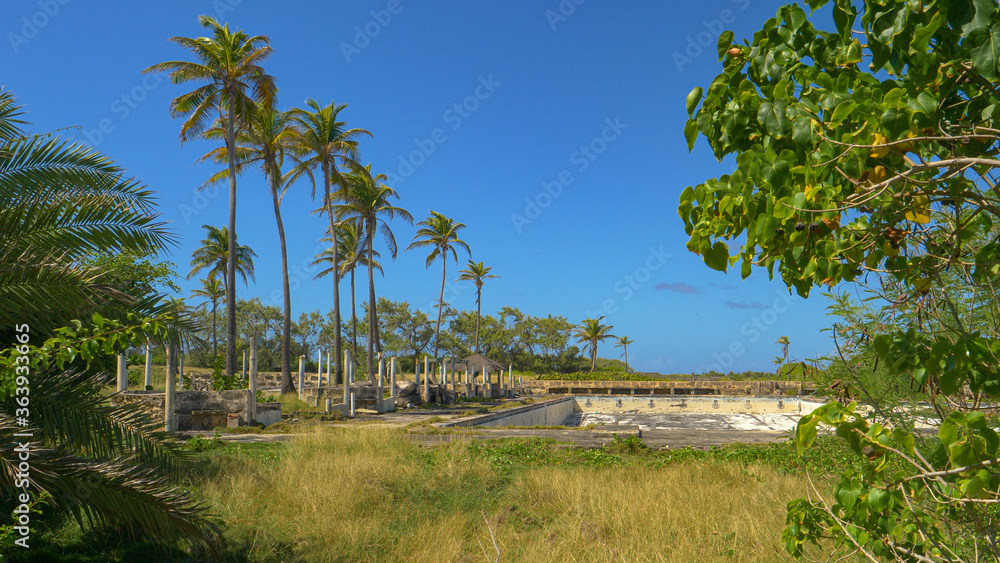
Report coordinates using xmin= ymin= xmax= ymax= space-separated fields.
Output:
xmin=225 ymin=98 xmax=238 ymax=378
xmin=323 ymin=161 xmax=343 ymax=384
xmin=272 ymin=184 xmax=294 ymax=394
xmin=624 ymin=346 xmax=628 ymax=372
xmin=590 ymin=341 xmax=597 ymax=372
xmin=433 ymin=256 xmax=446 ymax=358
xmin=350 ymin=266 xmax=358 ymax=367
xmin=366 ymin=222 xmax=377 ymax=378
xmin=474 ymin=287 xmax=482 ymax=354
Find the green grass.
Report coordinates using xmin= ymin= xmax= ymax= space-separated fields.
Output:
xmin=29 ymin=428 xmax=877 ymax=562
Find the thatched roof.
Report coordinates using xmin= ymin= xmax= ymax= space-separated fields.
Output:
xmin=454 ymin=353 xmax=504 ymax=375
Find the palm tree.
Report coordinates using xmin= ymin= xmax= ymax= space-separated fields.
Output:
xmin=573 ymin=317 xmax=615 ymax=372
xmin=456 ymin=260 xmax=499 ymax=354
xmin=312 ymin=221 xmax=382 ymax=367
xmin=287 ymin=99 xmax=371 ymax=383
xmin=199 ymin=101 xmax=296 ymax=392
xmin=190 ymin=276 xmax=224 ymax=357
xmin=144 ymin=15 xmax=276 ymax=377
xmin=407 ymin=212 xmax=471 ymax=360
xmin=0 ymin=87 xmax=217 ymax=550
xmin=335 ymin=167 xmax=412 ymax=377
xmin=615 ymin=336 xmax=634 ymax=373
xmin=186 ymin=225 xmax=257 ymax=298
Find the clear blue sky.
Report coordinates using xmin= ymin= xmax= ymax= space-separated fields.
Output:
xmin=5 ymin=0 xmax=840 ymax=373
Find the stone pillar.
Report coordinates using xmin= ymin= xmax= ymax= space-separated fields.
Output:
xmin=242 ymin=349 xmax=247 ymax=380
xmin=317 ymin=349 xmax=322 ymax=387
xmin=326 ymin=351 xmax=332 ymax=386
xmin=249 ymin=336 xmax=258 ymax=424
xmin=297 ymin=355 xmax=305 ymax=399
xmin=449 ymin=359 xmax=456 ymax=394
xmin=424 ymin=357 xmax=430 ymax=383
xmin=116 ymin=354 xmax=127 ymax=392
xmin=484 ymin=365 xmax=491 ymax=399
xmin=343 ymin=350 xmax=351 ymax=405
xmin=164 ymin=342 xmax=176 ymax=431
xmin=144 ymin=342 xmax=152 ymax=389
xmin=378 ymin=356 xmax=385 ymax=389
xmin=390 ymin=357 xmax=397 ymax=399
xmin=422 ymin=356 xmax=430 ymax=403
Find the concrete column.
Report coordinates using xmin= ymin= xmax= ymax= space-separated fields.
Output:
xmin=116 ymin=354 xmax=127 ymax=392
xmin=390 ymin=357 xmax=397 ymax=399
xmin=242 ymin=349 xmax=247 ymax=380
xmin=449 ymin=359 xmax=456 ymax=394
xmin=343 ymin=350 xmax=351 ymax=405
xmin=164 ymin=343 xmax=176 ymax=431
xmin=326 ymin=351 xmax=332 ymax=386
xmin=424 ymin=357 xmax=430 ymax=384
xmin=484 ymin=366 xmax=490 ymax=399
xmin=465 ymin=367 xmax=469 ymax=385
xmin=415 ymin=360 xmax=420 ymax=385
xmin=249 ymin=336 xmax=258 ymax=424
xmin=144 ymin=342 xmax=152 ymax=389
xmin=317 ymin=349 xmax=322 ymax=387
xmin=422 ymin=356 xmax=430 ymax=403
xmin=378 ymin=356 xmax=385 ymax=388
xmin=297 ymin=355 xmax=305 ymax=399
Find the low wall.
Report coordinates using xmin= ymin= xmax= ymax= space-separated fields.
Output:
xmin=576 ymin=396 xmax=826 ymax=415
xmin=519 ymin=379 xmax=813 ymax=396
xmin=439 ymin=397 xmax=577 ymax=428
xmin=113 ymin=390 xmax=280 ymax=430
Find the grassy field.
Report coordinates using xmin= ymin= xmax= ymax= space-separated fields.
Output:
xmin=26 ymin=428 xmax=870 ymax=562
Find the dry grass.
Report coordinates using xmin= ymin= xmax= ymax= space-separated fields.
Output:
xmin=196 ymin=428 xmax=819 ymax=562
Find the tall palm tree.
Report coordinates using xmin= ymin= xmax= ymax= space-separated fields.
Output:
xmin=190 ymin=276 xmax=224 ymax=357
xmin=573 ymin=317 xmax=615 ymax=372
xmin=407 ymin=212 xmax=471 ymax=359
xmin=186 ymin=225 xmax=257 ymax=298
xmin=144 ymin=15 xmax=276 ymax=377
xmin=199 ymin=101 xmax=296 ymax=392
xmin=312 ymin=222 xmax=382 ymax=367
xmin=615 ymin=335 xmax=634 ymax=373
xmin=287 ymin=99 xmax=371 ymax=383
xmin=335 ymin=167 xmax=412 ymax=377
xmin=456 ymin=260 xmax=499 ymax=354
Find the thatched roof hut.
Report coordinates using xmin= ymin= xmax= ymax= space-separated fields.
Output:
xmin=453 ymin=353 xmax=504 ymax=376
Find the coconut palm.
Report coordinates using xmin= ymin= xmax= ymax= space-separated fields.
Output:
xmin=144 ymin=14 xmax=276 ymax=377
xmin=407 ymin=212 xmax=471 ymax=359
xmin=335 ymin=167 xmax=412 ymax=377
xmin=190 ymin=276 xmax=224 ymax=357
xmin=615 ymin=336 xmax=634 ymax=373
xmin=0 ymin=87 xmax=217 ymax=550
xmin=186 ymin=225 xmax=257 ymax=299
xmin=199 ymin=101 xmax=296 ymax=392
xmin=456 ymin=260 xmax=499 ymax=354
xmin=287 ymin=99 xmax=371 ymax=383
xmin=312 ymin=222 xmax=382 ymax=367
xmin=573 ymin=317 xmax=615 ymax=372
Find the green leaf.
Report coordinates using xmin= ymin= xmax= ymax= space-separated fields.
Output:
xmin=717 ymin=31 xmax=734 ymax=60
xmin=829 ymin=101 xmax=857 ymax=126
xmin=757 ymin=99 xmax=792 ymax=138
xmin=907 ymin=92 xmax=938 ymax=115
xmin=703 ymin=241 xmax=730 ymax=272
xmin=969 ymin=24 xmax=1000 ymax=81
xmin=684 ymin=119 xmax=699 ymax=151
xmin=686 ymin=87 xmax=703 ymax=117
xmin=881 ymin=107 xmax=911 ymax=139
xmin=792 ymin=117 xmax=816 ymax=146
xmin=939 ymin=418 xmax=960 ymax=447
xmin=795 ymin=415 xmax=820 ymax=456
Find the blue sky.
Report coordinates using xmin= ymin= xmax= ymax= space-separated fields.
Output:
xmin=4 ymin=0 xmax=841 ymax=373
